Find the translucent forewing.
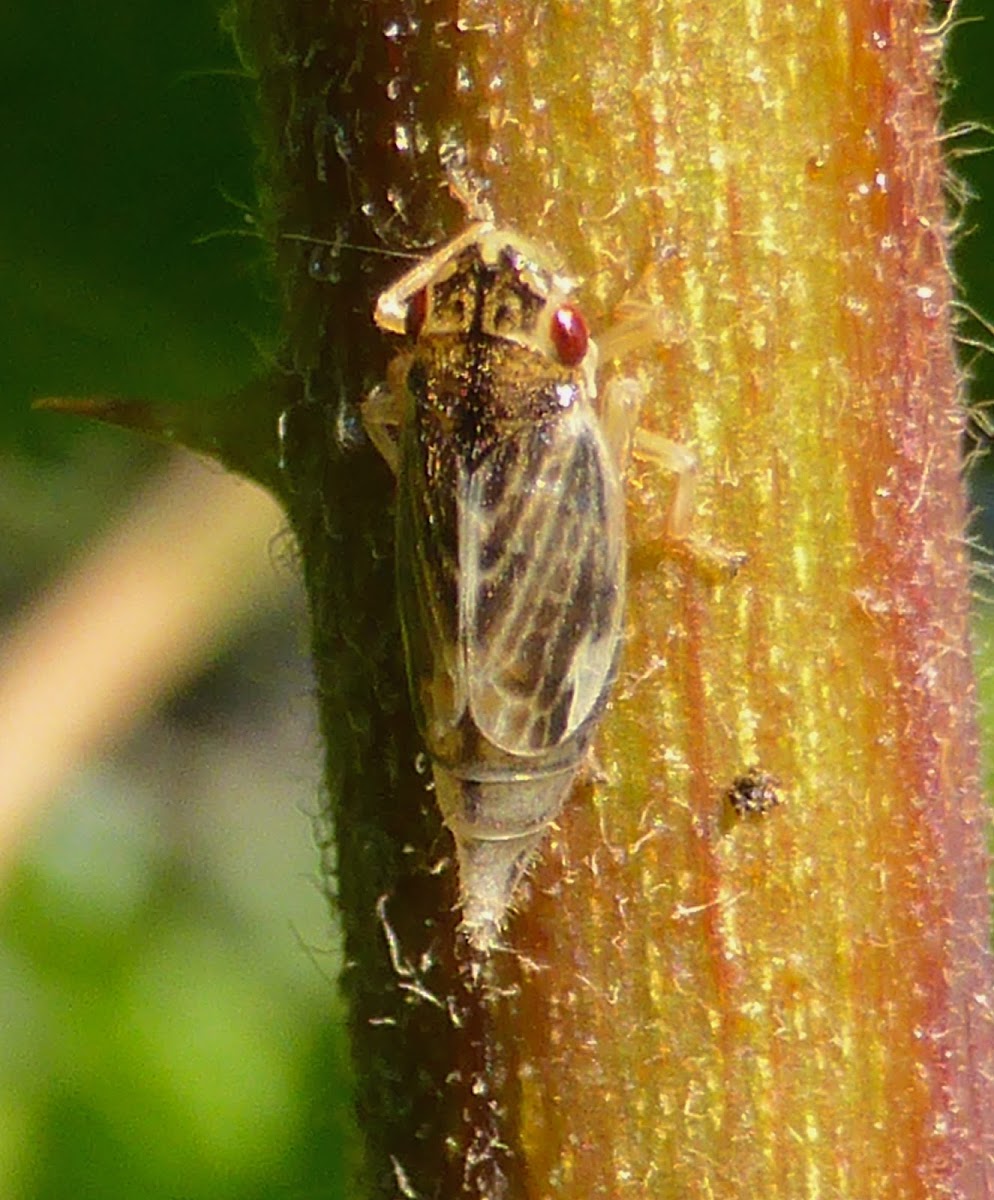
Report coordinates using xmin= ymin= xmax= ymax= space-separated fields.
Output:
xmin=394 ymin=400 xmax=464 ymax=750
xmin=460 ymin=407 xmax=624 ymax=756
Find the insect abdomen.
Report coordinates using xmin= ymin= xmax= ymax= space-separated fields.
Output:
xmin=432 ymin=762 xmax=579 ymax=952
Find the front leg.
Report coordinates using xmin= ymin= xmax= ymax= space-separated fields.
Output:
xmin=361 ymin=354 xmax=411 ymax=476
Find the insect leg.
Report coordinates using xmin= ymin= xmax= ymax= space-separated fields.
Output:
xmin=596 ymin=298 xmax=683 ymax=366
xmin=602 ymin=377 xmax=744 ymax=580
xmin=360 ymin=378 xmax=406 ymax=475
xmin=632 ymin=428 xmax=699 ymax=541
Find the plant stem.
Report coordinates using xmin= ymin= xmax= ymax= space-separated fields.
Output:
xmin=228 ymin=0 xmax=994 ymax=1194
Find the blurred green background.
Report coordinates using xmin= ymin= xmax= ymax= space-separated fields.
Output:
xmin=0 ymin=3 xmax=991 ymax=1199
xmin=0 ymin=3 xmax=358 ymax=1198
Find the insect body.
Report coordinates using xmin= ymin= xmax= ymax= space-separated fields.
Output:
xmin=364 ymin=223 xmax=627 ymax=951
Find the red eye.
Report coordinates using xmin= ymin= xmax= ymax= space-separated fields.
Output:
xmin=550 ymin=304 xmax=589 ymax=366
xmin=405 ymin=287 xmax=428 ymax=339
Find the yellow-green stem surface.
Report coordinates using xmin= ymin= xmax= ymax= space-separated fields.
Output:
xmin=228 ymin=0 xmax=994 ymax=1194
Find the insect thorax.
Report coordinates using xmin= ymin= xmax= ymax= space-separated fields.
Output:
xmin=404 ymin=334 xmax=588 ymax=472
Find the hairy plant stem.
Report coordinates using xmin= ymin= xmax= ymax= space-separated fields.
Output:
xmin=223 ymin=1 xmax=994 ymax=1195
